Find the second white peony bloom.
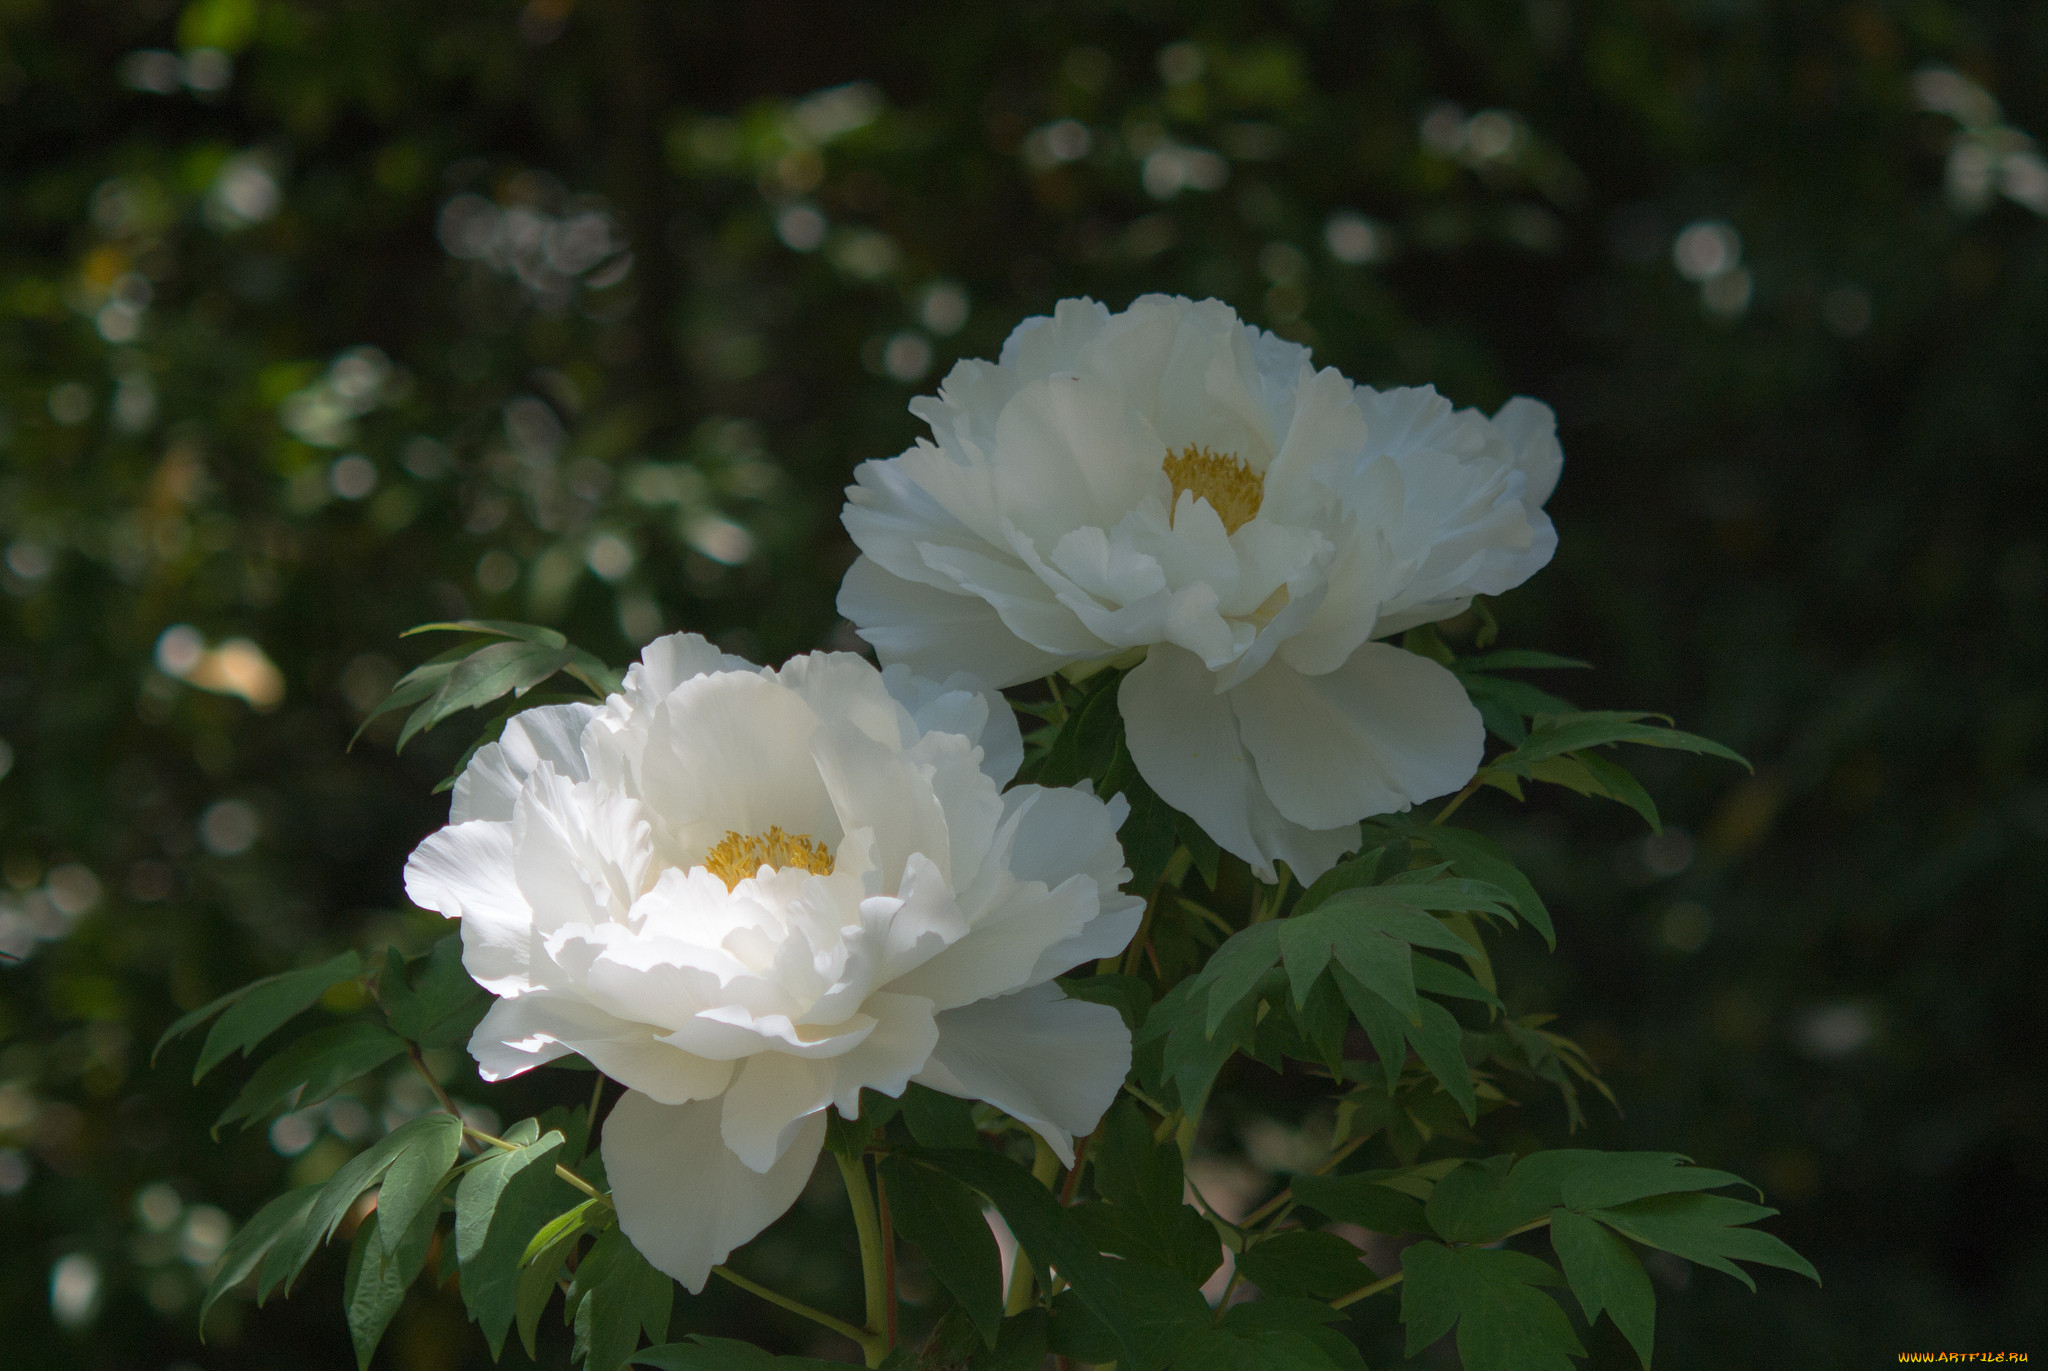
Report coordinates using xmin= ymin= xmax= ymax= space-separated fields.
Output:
xmin=839 ymin=294 xmax=1562 ymax=882
xmin=403 ymin=633 xmax=1142 ymax=1290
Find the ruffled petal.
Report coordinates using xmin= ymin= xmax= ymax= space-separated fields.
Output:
xmin=403 ymin=820 xmax=534 ymax=994
xmin=839 ymin=555 xmax=1075 ymax=690
xmin=450 ymin=703 xmax=599 ymax=824
xmin=467 ymin=991 xmax=734 ymax=1105
xmin=1230 ymin=645 xmax=1483 ymax=830
xmin=880 ymin=663 xmax=1025 ymax=787
xmin=915 ymin=983 xmax=1130 ymax=1166
xmin=603 ymin=1090 xmax=827 ymax=1293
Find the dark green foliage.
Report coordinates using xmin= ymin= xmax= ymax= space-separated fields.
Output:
xmin=878 ymin=1154 xmax=1004 ymax=1344
xmin=1400 ymin=1242 xmax=1585 ymax=1371
xmin=213 ymin=1021 xmax=408 ymax=1131
xmin=379 ymin=934 xmax=492 ymax=1049
xmin=155 ymin=949 xmax=365 ymax=1080
xmin=566 ymin=1226 xmax=673 ymax=1371
xmin=454 ymin=1124 xmax=574 ymax=1355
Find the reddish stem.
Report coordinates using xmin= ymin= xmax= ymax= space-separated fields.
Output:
xmin=1058 ymin=1127 xmax=1097 ymax=1206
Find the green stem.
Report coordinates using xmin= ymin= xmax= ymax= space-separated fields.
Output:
xmin=462 ymin=1126 xmax=606 ymax=1203
xmin=1329 ymin=1269 xmax=1403 ymax=1310
xmin=836 ymin=1151 xmax=891 ymax=1368
xmin=585 ymin=1072 xmax=605 ymax=1133
xmin=1431 ymin=774 xmax=1485 ymax=825
xmin=713 ymin=1265 xmax=881 ymax=1355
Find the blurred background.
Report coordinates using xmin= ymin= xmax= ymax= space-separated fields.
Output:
xmin=1 ymin=1 xmax=2042 ymax=1367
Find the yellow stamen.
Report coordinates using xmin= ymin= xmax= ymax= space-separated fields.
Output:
xmin=702 ymin=826 xmax=834 ymax=891
xmin=1163 ymin=444 xmax=1263 ymax=534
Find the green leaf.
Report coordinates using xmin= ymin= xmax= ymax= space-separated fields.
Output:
xmin=344 ymin=1187 xmax=441 ymax=1370
xmin=628 ymin=1335 xmax=845 ymax=1370
xmin=1493 ymin=710 xmax=1750 ymax=773
xmin=1407 ymin=824 xmax=1555 ymax=949
xmin=566 ymin=1226 xmax=674 ymax=1371
xmin=915 ymin=1148 xmax=1210 ymax=1371
xmin=1425 ymin=1155 xmax=1533 ymax=1244
xmin=375 ymin=1108 xmax=462 ymax=1254
xmin=1555 ymin=1152 xmax=1756 ymax=1211
xmin=1292 ymin=846 xmax=1390 ymax=917
xmin=1589 ymin=1192 xmax=1820 ymax=1290
xmin=1400 ymin=1241 xmax=1584 ymax=1371
xmin=1092 ymin=1096 xmax=1179 ymax=1211
xmin=879 ymin=1154 xmax=1004 ymax=1346
xmin=1058 ymin=972 xmax=1152 ymax=1033
xmin=1289 ymin=1169 xmax=1433 ymax=1237
xmin=1413 ymin=954 xmax=1503 ymax=1009
xmin=214 ymin=1022 xmax=408 ymax=1131
xmin=1410 ymin=998 xmax=1477 ymax=1122
xmin=200 ymin=1184 xmax=323 ymax=1327
xmin=396 ymin=640 xmax=580 ymax=752
xmin=1237 ymin=1229 xmax=1374 ymax=1299
xmin=456 ymin=1130 xmax=574 ymax=1354
xmin=404 ymin=619 xmax=571 ymax=649
xmin=516 ymin=1199 xmax=608 ymax=1359
xmin=1550 ymin=1208 xmax=1656 ymax=1369
xmin=155 ymin=951 xmax=362 ymax=1076
xmin=307 ymin=1115 xmax=465 ymax=1260
xmin=1197 ymin=923 xmax=1283 ymax=1036
xmin=1457 ymin=651 xmax=1593 ymax=673
xmin=899 ymin=1082 xmax=980 ymax=1149
xmin=1179 ymin=1299 xmax=1365 ymax=1371
xmin=1030 ymin=671 xmax=1123 ymax=787
xmin=380 ymin=935 xmax=492 ymax=1048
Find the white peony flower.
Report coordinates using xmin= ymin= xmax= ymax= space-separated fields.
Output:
xmin=403 ymin=633 xmax=1142 ymax=1290
xmin=839 ymin=294 xmax=1561 ymax=882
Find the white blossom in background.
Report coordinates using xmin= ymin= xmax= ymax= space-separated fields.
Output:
xmin=839 ymin=295 xmax=1562 ymax=881
xmin=404 ymin=634 xmax=1141 ymax=1290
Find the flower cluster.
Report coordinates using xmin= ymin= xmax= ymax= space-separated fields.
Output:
xmin=406 ymin=294 xmax=1561 ymax=1287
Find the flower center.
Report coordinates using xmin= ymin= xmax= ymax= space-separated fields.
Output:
xmin=1163 ymin=444 xmax=1263 ymax=534
xmin=702 ymin=826 xmax=835 ymax=891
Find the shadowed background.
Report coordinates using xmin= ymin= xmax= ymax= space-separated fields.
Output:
xmin=1 ymin=1 xmax=2042 ymax=1367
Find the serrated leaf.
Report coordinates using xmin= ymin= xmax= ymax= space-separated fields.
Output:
xmin=156 ymin=951 xmax=362 ymax=1076
xmin=1408 ymin=825 xmax=1555 ymax=948
xmin=1330 ymin=965 xmax=1412 ymax=1092
xmin=1413 ymin=953 xmax=1503 ymax=1009
xmin=457 ymin=1130 xmax=572 ymax=1354
xmin=1236 ymin=1230 xmax=1373 ymax=1299
xmin=214 ymin=1022 xmax=407 ymax=1131
xmin=1550 ymin=1208 xmax=1656 ymax=1369
xmin=1291 ymin=846 xmax=1390 ymax=917
xmin=1589 ymin=1192 xmax=1819 ymax=1290
xmin=879 ymin=1154 xmax=1003 ymax=1346
xmin=200 ymin=1184 xmax=323 ymax=1328
xmin=1555 ymin=1152 xmax=1755 ymax=1211
xmin=1400 ymin=1241 xmax=1584 ymax=1371
xmin=567 ymin=1226 xmax=674 ymax=1371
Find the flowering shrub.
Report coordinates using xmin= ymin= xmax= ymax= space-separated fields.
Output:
xmin=162 ymin=298 xmax=1811 ymax=1371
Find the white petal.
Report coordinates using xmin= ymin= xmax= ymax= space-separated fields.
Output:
xmin=467 ymin=991 xmax=734 ymax=1104
xmin=719 ymin=1052 xmax=837 ymax=1173
xmin=915 ymin=983 xmax=1130 ymax=1165
xmin=825 ymin=990 xmax=940 ymax=1115
xmin=1231 ymin=645 xmax=1483 ymax=830
xmin=603 ymin=1090 xmax=826 ymax=1293
xmin=450 ymin=703 xmax=598 ymax=823
xmin=881 ymin=663 xmax=1025 ymax=786
xmin=839 ymin=555 xmax=1075 ymax=690
xmin=403 ymin=821 xmax=533 ymax=994
xmin=1493 ymin=396 xmax=1563 ymax=509
xmin=885 ymin=873 xmax=1094 ymax=1011
xmin=1118 ymin=645 xmax=1262 ymax=867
